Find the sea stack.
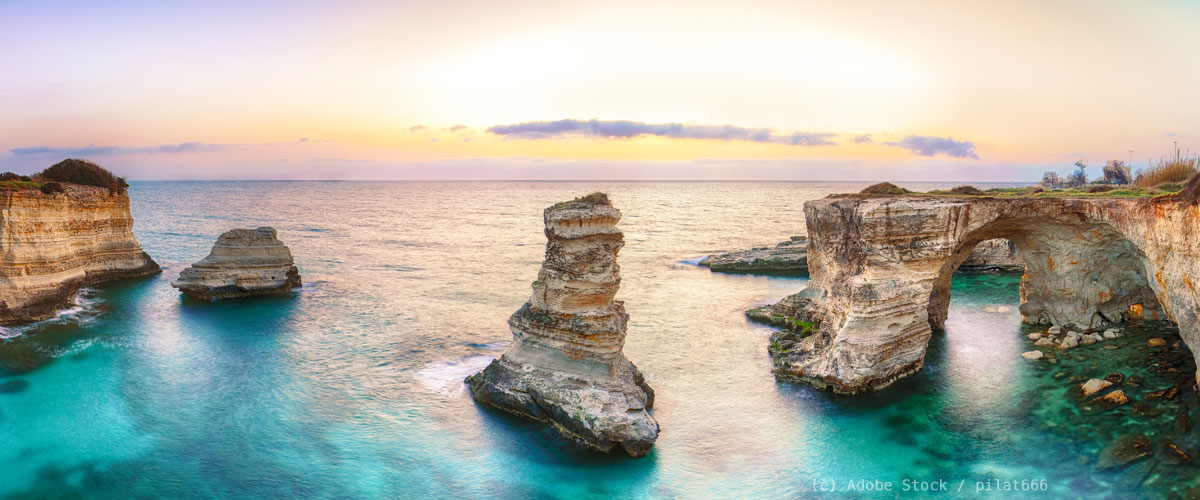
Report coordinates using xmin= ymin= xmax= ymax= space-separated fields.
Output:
xmin=466 ymin=193 xmax=659 ymax=457
xmin=171 ymin=227 xmax=301 ymax=300
xmin=0 ymin=181 xmax=160 ymax=323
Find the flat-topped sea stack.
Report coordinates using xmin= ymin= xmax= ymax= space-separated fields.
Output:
xmin=757 ymin=181 xmax=1200 ymax=394
xmin=172 ymin=227 xmax=301 ymax=300
xmin=0 ymin=162 xmax=160 ymax=324
xmin=466 ymin=193 xmax=659 ymax=457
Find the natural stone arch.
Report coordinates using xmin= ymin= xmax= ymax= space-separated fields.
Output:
xmin=926 ymin=217 xmax=1163 ymax=334
xmin=762 ymin=195 xmax=1200 ymax=394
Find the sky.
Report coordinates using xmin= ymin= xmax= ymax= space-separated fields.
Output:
xmin=1 ymin=0 xmax=1198 ymax=181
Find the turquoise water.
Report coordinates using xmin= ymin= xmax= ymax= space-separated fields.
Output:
xmin=0 ymin=181 xmax=1195 ymax=499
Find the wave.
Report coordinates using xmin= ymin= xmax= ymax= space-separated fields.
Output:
xmin=0 ymin=288 xmax=103 ymax=340
xmin=413 ymin=355 xmax=496 ymax=398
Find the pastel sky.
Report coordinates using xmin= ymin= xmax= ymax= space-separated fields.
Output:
xmin=2 ymin=0 xmax=1198 ymax=181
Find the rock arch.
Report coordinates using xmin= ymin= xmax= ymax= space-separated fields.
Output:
xmin=762 ymin=195 xmax=1199 ymax=394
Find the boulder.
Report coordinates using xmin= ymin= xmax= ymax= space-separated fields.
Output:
xmin=171 ymin=227 xmax=301 ymax=300
xmin=1080 ymin=379 xmax=1114 ymax=398
xmin=1092 ymin=390 xmax=1130 ymax=409
xmin=1021 ymin=351 xmax=1044 ymax=361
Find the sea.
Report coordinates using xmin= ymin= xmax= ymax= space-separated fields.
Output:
xmin=0 ymin=181 xmax=1195 ymax=499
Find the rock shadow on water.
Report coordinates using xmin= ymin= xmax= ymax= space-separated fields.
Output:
xmin=468 ymin=398 xmax=662 ymax=467
xmin=0 ymin=378 xmax=30 ymax=394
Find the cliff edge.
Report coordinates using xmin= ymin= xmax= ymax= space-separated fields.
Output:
xmin=0 ymin=183 xmax=159 ymax=324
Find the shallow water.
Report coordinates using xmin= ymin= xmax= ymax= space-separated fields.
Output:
xmin=0 ymin=181 xmax=1195 ymax=499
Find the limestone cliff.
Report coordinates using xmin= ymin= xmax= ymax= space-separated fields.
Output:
xmin=466 ymin=193 xmax=659 ymax=457
xmin=171 ymin=227 xmax=301 ymax=300
xmin=759 ymin=194 xmax=1198 ymax=393
xmin=0 ymin=184 xmax=160 ymax=324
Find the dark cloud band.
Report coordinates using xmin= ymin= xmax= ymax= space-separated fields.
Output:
xmin=883 ymin=135 xmax=979 ymax=159
xmin=486 ymin=119 xmax=836 ymax=146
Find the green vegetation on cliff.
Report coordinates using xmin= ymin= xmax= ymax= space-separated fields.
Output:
xmin=0 ymin=159 xmax=129 ymax=194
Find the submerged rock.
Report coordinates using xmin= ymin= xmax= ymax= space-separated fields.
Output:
xmin=1097 ymin=433 xmax=1152 ymax=469
xmin=1148 ymin=338 xmax=1167 ymax=347
xmin=465 ymin=193 xmax=659 ymax=457
xmin=171 ymin=227 xmax=301 ymax=300
xmin=1158 ymin=443 xmax=1191 ymax=465
xmin=1021 ymin=351 xmax=1044 ymax=361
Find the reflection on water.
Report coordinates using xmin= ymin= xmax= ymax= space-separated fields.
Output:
xmin=0 ymin=181 xmax=1195 ymax=499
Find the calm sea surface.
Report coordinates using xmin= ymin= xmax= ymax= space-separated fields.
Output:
xmin=0 ymin=181 xmax=1195 ymax=499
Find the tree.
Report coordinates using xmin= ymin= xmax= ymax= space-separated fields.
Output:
xmin=1068 ymin=160 xmax=1088 ymax=186
xmin=1040 ymin=171 xmax=1064 ymax=187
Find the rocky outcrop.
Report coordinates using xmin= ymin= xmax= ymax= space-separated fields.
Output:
xmin=699 ymin=236 xmax=1021 ymax=275
xmin=171 ymin=227 xmax=301 ymax=300
xmin=699 ymin=236 xmax=808 ymax=274
xmin=959 ymin=238 xmax=1023 ymax=270
xmin=0 ymin=184 xmax=159 ymax=324
xmin=466 ymin=193 xmax=659 ymax=457
xmin=757 ymin=194 xmax=1200 ymax=393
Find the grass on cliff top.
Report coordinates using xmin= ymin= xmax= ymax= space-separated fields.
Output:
xmin=550 ymin=192 xmax=611 ymax=209
xmin=854 ymin=181 xmax=1190 ymax=199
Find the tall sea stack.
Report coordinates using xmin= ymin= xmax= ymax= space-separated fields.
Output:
xmin=466 ymin=193 xmax=659 ymax=457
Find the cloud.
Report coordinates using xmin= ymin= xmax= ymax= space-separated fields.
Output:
xmin=853 ymin=134 xmax=873 ymax=143
xmin=11 ymin=142 xmax=234 ymax=156
xmin=291 ymin=137 xmax=330 ymax=145
xmin=882 ymin=135 xmax=979 ymax=159
xmin=485 ymin=119 xmax=836 ymax=146
xmin=448 ymin=124 xmax=468 ymax=132
xmin=409 ymin=125 xmax=427 ymax=132
xmin=11 ymin=138 xmax=328 ymax=157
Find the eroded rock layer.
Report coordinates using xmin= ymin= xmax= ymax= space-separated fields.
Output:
xmin=466 ymin=193 xmax=659 ymax=457
xmin=171 ymin=227 xmax=301 ymax=300
xmin=699 ymin=236 xmax=1023 ymax=275
xmin=760 ymin=195 xmax=1199 ymax=393
xmin=0 ymin=185 xmax=160 ymax=324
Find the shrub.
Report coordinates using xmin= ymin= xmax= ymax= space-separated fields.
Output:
xmin=949 ymin=185 xmax=985 ymax=196
xmin=37 ymin=159 xmax=128 ymax=193
xmin=1087 ymin=185 xmax=1115 ymax=193
xmin=860 ymin=182 xmax=909 ymax=195
xmin=1132 ymin=156 xmax=1198 ymax=188
xmin=18 ymin=175 xmax=30 ymax=182
xmin=0 ymin=172 xmax=19 ymax=181
xmin=39 ymin=182 xmax=65 ymax=194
